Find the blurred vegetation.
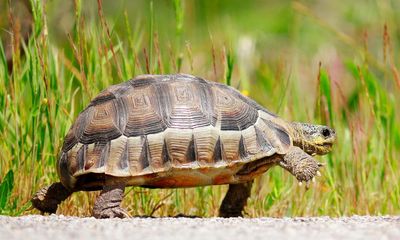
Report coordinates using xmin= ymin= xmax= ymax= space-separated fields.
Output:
xmin=0 ymin=0 xmax=400 ymax=217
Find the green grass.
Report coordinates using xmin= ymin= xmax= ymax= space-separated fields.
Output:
xmin=1 ymin=0 xmax=400 ymax=217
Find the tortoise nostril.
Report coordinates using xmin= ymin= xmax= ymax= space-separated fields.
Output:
xmin=322 ymin=128 xmax=331 ymax=137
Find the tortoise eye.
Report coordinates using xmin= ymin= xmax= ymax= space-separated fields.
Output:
xmin=321 ymin=128 xmax=331 ymax=137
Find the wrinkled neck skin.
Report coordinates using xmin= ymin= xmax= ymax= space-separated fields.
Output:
xmin=289 ymin=122 xmax=313 ymax=153
xmin=288 ymin=121 xmax=336 ymax=156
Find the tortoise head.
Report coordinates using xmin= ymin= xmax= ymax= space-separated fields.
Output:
xmin=289 ymin=122 xmax=336 ymax=155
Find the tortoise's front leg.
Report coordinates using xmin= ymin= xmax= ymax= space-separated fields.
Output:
xmin=279 ymin=146 xmax=323 ymax=186
xmin=93 ymin=184 xmax=131 ymax=219
xmin=219 ymin=181 xmax=253 ymax=218
xmin=31 ymin=182 xmax=73 ymax=214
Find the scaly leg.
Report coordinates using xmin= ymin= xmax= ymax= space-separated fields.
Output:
xmin=219 ymin=181 xmax=253 ymax=218
xmin=31 ymin=182 xmax=73 ymax=214
xmin=279 ymin=146 xmax=323 ymax=185
xmin=92 ymin=184 xmax=130 ymax=218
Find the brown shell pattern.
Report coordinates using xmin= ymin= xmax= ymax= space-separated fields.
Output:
xmin=58 ymin=74 xmax=292 ymax=189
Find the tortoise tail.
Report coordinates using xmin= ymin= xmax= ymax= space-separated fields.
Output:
xmin=31 ymin=182 xmax=73 ymax=214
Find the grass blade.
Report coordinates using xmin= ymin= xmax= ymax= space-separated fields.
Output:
xmin=0 ymin=170 xmax=14 ymax=211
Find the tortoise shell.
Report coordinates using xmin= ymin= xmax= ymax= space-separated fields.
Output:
xmin=58 ymin=74 xmax=292 ymax=190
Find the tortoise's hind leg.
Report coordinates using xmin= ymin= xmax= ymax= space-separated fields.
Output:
xmin=219 ymin=181 xmax=253 ymax=218
xmin=31 ymin=182 xmax=73 ymax=214
xmin=93 ymin=184 xmax=130 ymax=219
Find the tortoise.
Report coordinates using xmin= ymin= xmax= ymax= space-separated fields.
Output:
xmin=31 ymin=74 xmax=336 ymax=218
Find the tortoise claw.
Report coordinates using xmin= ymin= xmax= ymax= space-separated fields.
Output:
xmin=298 ymin=177 xmax=317 ymax=190
xmin=306 ymin=180 xmax=311 ymax=189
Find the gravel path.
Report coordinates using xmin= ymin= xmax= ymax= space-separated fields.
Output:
xmin=1 ymin=215 xmax=399 ymax=240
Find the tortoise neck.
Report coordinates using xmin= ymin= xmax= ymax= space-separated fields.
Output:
xmin=289 ymin=122 xmax=308 ymax=149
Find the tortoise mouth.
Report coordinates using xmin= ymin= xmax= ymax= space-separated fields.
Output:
xmin=318 ymin=142 xmax=333 ymax=148
xmin=313 ymin=142 xmax=333 ymax=155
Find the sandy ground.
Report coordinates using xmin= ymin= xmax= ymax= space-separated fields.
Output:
xmin=1 ymin=215 xmax=399 ymax=240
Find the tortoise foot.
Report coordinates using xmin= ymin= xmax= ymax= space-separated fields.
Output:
xmin=93 ymin=184 xmax=129 ymax=219
xmin=279 ymin=146 xmax=322 ymax=188
xmin=31 ymin=182 xmax=72 ymax=214
xmin=93 ymin=206 xmax=131 ymax=219
xmin=219 ymin=211 xmax=243 ymax=218
xmin=219 ymin=182 xmax=253 ymax=218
